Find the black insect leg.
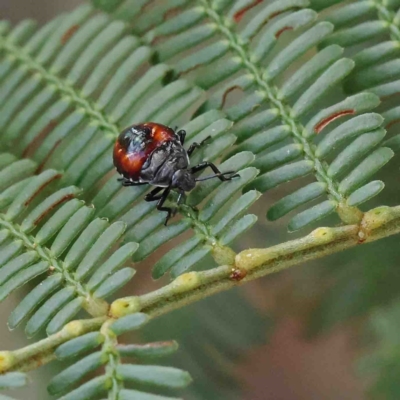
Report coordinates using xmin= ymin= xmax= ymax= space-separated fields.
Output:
xmin=155 ymin=187 xmax=176 ymax=226
xmin=177 ymin=129 xmax=186 ymax=145
xmin=118 ymin=177 xmax=149 ymax=187
xmin=144 ymin=186 xmax=164 ymax=201
xmin=187 ymin=143 xmax=201 ymax=157
xmin=187 ymin=136 xmax=211 ymax=156
xmin=191 ymin=162 xmax=239 ymax=182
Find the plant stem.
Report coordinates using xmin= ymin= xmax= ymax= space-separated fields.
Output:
xmin=0 ymin=317 xmax=106 ymax=373
xmin=139 ymin=207 xmax=400 ymax=318
xmin=2 ymin=205 xmax=400 ymax=374
xmin=101 ymin=320 xmax=123 ymax=400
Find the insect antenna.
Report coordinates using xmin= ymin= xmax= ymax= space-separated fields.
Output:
xmin=195 ymin=175 xmax=220 ymax=182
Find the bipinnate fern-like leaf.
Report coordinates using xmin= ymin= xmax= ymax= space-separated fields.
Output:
xmin=0 ymin=153 xmax=138 ymax=337
xmin=0 ymin=5 xmax=258 ymax=278
xmin=93 ymin=0 xmax=395 ymax=232
xmin=2 ymin=1 xmax=400 ymax=399
xmin=49 ymin=313 xmax=191 ymax=400
xmin=312 ymin=0 xmax=400 ymax=152
xmin=0 ymin=4 xmax=202 ymax=188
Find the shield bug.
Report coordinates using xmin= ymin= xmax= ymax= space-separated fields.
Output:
xmin=113 ymin=122 xmax=238 ymax=225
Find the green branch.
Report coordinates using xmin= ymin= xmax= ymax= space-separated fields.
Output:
xmin=2 ymin=204 xmax=400 ymax=374
xmin=101 ymin=319 xmax=123 ymax=399
xmin=130 ymin=206 xmax=400 ymax=319
xmin=0 ymin=317 xmax=106 ymax=373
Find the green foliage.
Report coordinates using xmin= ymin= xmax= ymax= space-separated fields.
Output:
xmin=1 ymin=0 xmax=400 ymax=398
xmin=49 ymin=313 xmax=190 ymax=400
xmin=311 ymin=0 xmax=400 ymax=154
xmin=0 ymin=4 xmax=259 ymax=277
xmin=0 ymin=154 xmax=139 ymax=336
xmin=95 ymin=0 xmax=394 ymax=232
xmin=0 ymin=2 xmax=261 ymax=398
xmin=0 ymin=2 xmax=258 ymax=271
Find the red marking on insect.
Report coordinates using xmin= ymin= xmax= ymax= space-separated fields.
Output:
xmin=113 ymin=122 xmax=176 ymax=180
xmin=233 ymin=0 xmax=263 ymax=22
xmin=314 ymin=110 xmax=355 ymax=134
xmin=386 ymin=119 xmax=400 ymax=130
xmin=61 ymin=25 xmax=80 ymax=44
xmin=275 ymin=26 xmax=293 ymax=39
xmin=24 ymin=173 xmax=62 ymax=206
xmin=230 ymin=268 xmax=247 ymax=281
xmin=33 ymin=194 xmax=76 ymax=226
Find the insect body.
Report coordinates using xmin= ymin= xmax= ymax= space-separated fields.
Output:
xmin=113 ymin=122 xmax=238 ymax=225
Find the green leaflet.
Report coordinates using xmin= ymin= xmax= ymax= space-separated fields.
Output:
xmin=48 ymin=351 xmax=107 ymax=395
xmin=57 ymin=376 xmax=110 ymax=400
xmin=116 ymin=365 xmax=192 ymax=389
xmin=347 ymin=180 xmax=385 ymax=207
xmin=338 ymin=148 xmax=394 ymax=195
xmin=288 ymin=201 xmax=337 ymax=232
xmin=110 ymin=313 xmax=149 ymax=336
xmin=0 ymin=373 xmax=28 ymax=389
xmin=267 ymin=183 xmax=327 ymax=221
xmin=55 ymin=332 xmax=105 ymax=360
xmin=8 ymin=274 xmax=63 ymax=330
xmin=46 ymin=298 xmax=84 ymax=335
xmin=93 ymin=267 xmax=136 ymax=298
xmin=25 ymin=287 xmax=76 ymax=338
xmin=117 ymin=341 xmax=179 ymax=359
xmin=118 ymin=389 xmax=181 ymax=400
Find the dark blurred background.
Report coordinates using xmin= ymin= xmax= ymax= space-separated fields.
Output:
xmin=0 ymin=0 xmax=81 ymax=24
